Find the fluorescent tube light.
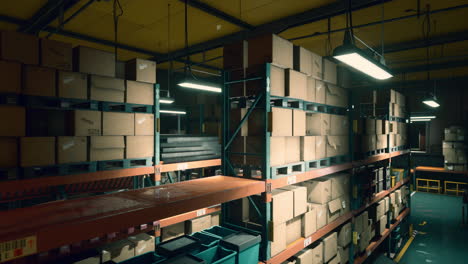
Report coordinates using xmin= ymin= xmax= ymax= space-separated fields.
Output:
xmin=160 ymin=98 xmax=175 ymax=104
xmin=423 ymin=99 xmax=440 ymax=108
xmin=334 ymin=52 xmax=393 ymax=80
xmin=178 ymin=82 xmax=221 ymax=93
xmin=160 ymin=110 xmax=186 ymax=115
xmin=411 ymin=119 xmax=431 ymax=122
xmin=410 ymin=116 xmax=436 ymax=119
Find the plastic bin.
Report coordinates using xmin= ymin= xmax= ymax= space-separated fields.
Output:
xmin=114 ymin=252 xmax=166 ymax=264
xmin=202 ymin=226 xmax=238 ymax=239
xmin=161 ymin=254 xmax=206 ymax=264
xmin=220 ymin=232 xmax=261 ymax=264
xmin=191 ymin=232 xmax=220 ymax=247
xmin=156 ymin=235 xmax=200 ymax=257
xmin=194 ymin=245 xmax=236 ymax=264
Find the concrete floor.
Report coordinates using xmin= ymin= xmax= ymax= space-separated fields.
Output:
xmin=399 ymin=192 xmax=468 ymax=264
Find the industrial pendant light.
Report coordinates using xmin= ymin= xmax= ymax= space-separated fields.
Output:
xmin=162 ymin=3 xmax=175 ymax=105
xmin=422 ymin=97 xmax=440 ymax=108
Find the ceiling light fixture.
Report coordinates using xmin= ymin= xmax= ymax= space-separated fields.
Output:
xmin=410 ymin=119 xmax=432 ymax=122
xmin=410 ymin=116 xmax=436 ymax=119
xmin=160 ymin=98 xmax=175 ymax=104
xmin=178 ymin=80 xmax=221 ymax=93
xmin=160 ymin=109 xmax=186 ymax=115
xmin=422 ymin=97 xmax=440 ymax=108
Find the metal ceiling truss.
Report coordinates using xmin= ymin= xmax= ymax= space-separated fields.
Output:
xmin=385 ymin=30 xmax=468 ymax=54
xmin=393 ymin=59 xmax=468 ymax=74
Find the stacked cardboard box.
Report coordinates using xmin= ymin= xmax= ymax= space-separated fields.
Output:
xmin=98 ymin=233 xmax=155 ymax=263
xmin=443 ymin=126 xmax=467 ymax=171
xmin=160 ymin=211 xmax=221 ymax=242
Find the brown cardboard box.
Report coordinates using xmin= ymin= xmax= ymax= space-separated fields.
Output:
xmin=67 ymin=110 xmax=101 ymax=136
xmin=249 ymin=107 xmax=292 ymax=136
xmin=40 ymin=38 xmax=72 ymax=71
xmin=389 ymin=134 xmax=396 ymax=148
xmin=376 ymin=89 xmax=396 ymax=106
xmin=302 ymin=178 xmax=331 ymax=204
xmin=306 ymin=113 xmax=330 ymax=136
xmin=312 ymin=242 xmax=323 ymax=264
xmin=365 ymin=119 xmax=376 ymax=135
xmin=295 ymin=249 xmax=313 ymax=264
xmin=302 ymin=207 xmax=317 ymax=237
xmin=186 ymin=214 xmax=212 ymax=233
xmin=325 ymin=84 xmax=347 ymax=108
xmin=127 ymin=233 xmax=155 ymax=256
xmin=293 ymin=46 xmax=313 ymax=76
xmin=377 ymin=135 xmax=388 ymax=149
xmin=327 ymin=198 xmax=342 ymax=223
xmin=231 ymin=108 xmax=248 ymax=136
xmin=272 ymin=188 xmax=294 ymax=223
xmin=57 ymin=137 xmax=87 ymax=164
xmin=89 ymin=136 xmax=125 ymax=161
xmin=323 ymin=232 xmax=338 ymax=262
xmin=100 ymin=240 xmax=134 ymax=263
xmin=0 ymin=137 xmax=18 ymax=167
xmin=362 ymin=135 xmax=377 ymax=152
xmin=0 ymin=31 xmax=39 ymax=65
xmin=125 ymin=58 xmax=156 ymax=84
xmin=300 ymin=136 xmax=315 ymax=161
xmin=161 ymin=222 xmax=185 ymax=242
xmin=338 ymin=246 xmax=349 ymax=264
xmin=285 ymin=69 xmax=307 ymax=100
xmin=330 ymin=114 xmax=349 ymax=136
xmin=270 ymin=222 xmax=286 ymax=257
xmin=248 ymin=34 xmax=293 ymax=69
xmin=327 ymin=254 xmax=341 ymax=264
xmin=134 ymin=113 xmax=154 ymax=136
xmin=306 ymin=76 xmax=316 ymax=102
xmin=20 ymin=137 xmax=55 ymax=167
xmin=89 ymin=75 xmax=125 ymax=102
xmin=329 ymin=173 xmax=350 ymax=200
xmin=381 ymin=120 xmax=389 ymax=135
xmin=73 ymin=46 xmax=115 ymax=77
xmin=293 ymin=110 xmax=306 ymax=136
xmin=246 ymin=136 xmax=285 ymax=166
xmin=375 ymin=119 xmax=383 ymax=135
xmin=223 ymin=40 xmax=248 ymax=70
xmin=211 ymin=213 xmax=220 ymax=226
xmin=326 ymin=136 xmax=349 ymax=157
xmin=246 ymin=64 xmax=285 ymax=96
xmin=126 ymin=80 xmax=154 ymax=105
xmin=102 ymin=112 xmax=134 ymax=136
xmin=396 ymin=92 xmax=405 ymax=106
xmin=23 ymin=65 xmax=56 ymax=97
xmin=125 ymin=136 xmax=154 ymax=158
xmin=379 ymin=215 xmax=387 ymax=235
xmin=57 ymin=71 xmax=87 ymax=99
xmin=338 ymin=222 xmax=352 ymax=247
xmin=309 ymin=203 xmax=327 ymax=229
xmin=315 ymin=136 xmax=326 ymax=159
xmin=281 ymin=185 xmax=307 ymax=217
xmin=323 ymin=59 xmax=337 ymax=85
xmin=311 ymin=52 xmax=323 ymax=80
xmin=286 ymin=217 xmax=302 ymax=245
xmin=0 ymin=106 xmax=25 ymax=136
xmin=315 ymin=80 xmax=326 ymax=104
xmin=354 ymin=213 xmax=364 ymax=234
xmin=341 ymin=195 xmax=350 ymax=215
xmin=0 ymin=60 xmax=21 ymax=93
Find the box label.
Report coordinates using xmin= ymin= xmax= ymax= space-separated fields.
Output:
xmin=303 ymin=236 xmax=312 ymax=247
xmin=197 ymin=209 xmax=207 ymax=217
xmin=0 ymin=236 xmax=37 ymax=263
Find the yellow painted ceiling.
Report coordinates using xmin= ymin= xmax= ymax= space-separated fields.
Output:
xmin=0 ymin=0 xmax=467 ymax=79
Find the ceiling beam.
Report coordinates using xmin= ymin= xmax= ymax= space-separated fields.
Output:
xmin=155 ymin=0 xmax=392 ymax=63
xmin=393 ymin=59 xmax=468 ymax=74
xmin=180 ymin=0 xmax=254 ymax=30
xmin=385 ymin=31 xmax=468 ymax=54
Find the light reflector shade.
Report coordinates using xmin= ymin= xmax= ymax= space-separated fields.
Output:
xmin=160 ymin=98 xmax=175 ymax=104
xmin=410 ymin=116 xmax=436 ymax=120
xmin=411 ymin=119 xmax=431 ymax=122
xmin=334 ymin=52 xmax=393 ymax=80
xmin=423 ymin=99 xmax=440 ymax=108
xmin=178 ymin=81 xmax=221 ymax=93
xmin=160 ymin=110 xmax=186 ymax=115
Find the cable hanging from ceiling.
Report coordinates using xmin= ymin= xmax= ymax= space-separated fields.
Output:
xmin=421 ymin=4 xmax=440 ymax=108
xmin=113 ymin=0 xmax=123 ymax=73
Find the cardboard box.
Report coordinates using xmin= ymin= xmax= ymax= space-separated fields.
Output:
xmin=26 ymin=109 xmax=66 ymax=136
xmin=293 ymin=46 xmax=312 ymax=76
xmin=311 ymin=242 xmax=323 ymax=264
xmin=125 ymin=58 xmax=156 ymax=84
xmin=338 ymin=246 xmax=349 ymax=264
xmin=293 ymin=109 xmax=306 ymax=136
xmin=127 ymin=233 xmax=155 ymax=256
xmin=57 ymin=71 xmax=87 ymax=99
xmin=327 ymin=255 xmax=340 ymax=264
xmin=186 ymin=214 xmax=212 ymax=234
xmin=285 ymin=69 xmax=307 ymax=100
xmin=246 ymin=136 xmax=285 ymax=166
xmin=302 ymin=207 xmax=317 ymax=237
xmin=89 ymin=75 xmax=125 ymax=102
xmin=306 ymin=76 xmax=316 ymax=102
xmin=281 ymin=185 xmax=307 ymax=217
xmin=20 ymin=137 xmax=55 ymax=167
xmin=0 ymin=137 xmax=18 ymax=167
xmin=365 ymin=119 xmax=376 ymax=135
xmin=300 ymin=136 xmax=315 ymax=161
xmin=223 ymin=40 xmax=248 ymax=70
xmin=74 ymin=46 xmax=115 ymax=77
xmin=362 ymin=135 xmax=377 ymax=152
xmin=126 ymin=80 xmax=154 ymax=105
xmin=211 ymin=213 xmax=220 ymax=226
xmin=330 ymin=114 xmax=349 ymax=136
xmin=286 ymin=217 xmax=302 ymax=245
xmin=326 ymin=136 xmax=349 ymax=157
xmin=0 ymin=31 xmax=39 ymax=65
xmin=379 ymin=215 xmax=387 ymax=235
xmin=311 ymin=52 xmax=323 ymax=80
xmin=89 ymin=136 xmax=125 ymax=161
xmin=315 ymin=80 xmax=326 ymax=104
xmin=306 ymin=113 xmax=330 ymax=136
xmin=248 ymin=34 xmax=293 ymax=69
xmin=396 ymin=92 xmax=405 ymax=106
xmin=329 ymin=173 xmax=350 ymax=200
xmin=22 ymin=65 xmax=56 ymax=97
xmin=295 ymin=249 xmax=313 ymax=264
xmin=57 ymin=137 xmax=87 ymax=164
xmin=270 ymin=222 xmax=286 ymax=257
xmin=341 ymin=195 xmax=350 ymax=215
xmin=73 ymin=256 xmax=100 ymax=264
xmin=325 ymin=84 xmax=347 ymax=108
xmin=40 ymin=38 xmax=72 ymax=71
xmin=338 ymin=222 xmax=351 ymax=247
xmin=0 ymin=106 xmax=25 ymax=136
xmin=246 ymin=64 xmax=285 ymax=96
xmin=309 ymin=203 xmax=327 ymax=229
xmin=125 ymin=136 xmax=154 ymax=159
xmin=323 ymin=59 xmax=337 ymax=85
xmin=102 ymin=112 xmax=134 ymax=136
xmin=323 ymin=232 xmax=338 ymax=262
xmin=354 ymin=213 xmax=363 ymax=235
xmin=377 ymin=134 xmax=388 ymax=149
xmin=302 ymin=178 xmax=331 ymax=204
xmin=161 ymin=222 xmax=185 ymax=242
xmin=134 ymin=113 xmax=154 ymax=136
xmin=100 ymin=239 xmax=134 ymax=263
xmin=327 ymin=198 xmax=342 ymax=223
xmin=67 ymin=110 xmax=101 ymax=136
xmin=249 ymin=107 xmax=292 ymax=136
xmin=395 ymin=190 xmax=402 ymax=204
xmin=272 ymin=189 xmax=294 ymax=223
xmin=315 ymin=136 xmax=326 ymax=159
xmin=0 ymin=60 xmax=21 ymax=94
xmin=382 ymin=120 xmax=389 ymax=135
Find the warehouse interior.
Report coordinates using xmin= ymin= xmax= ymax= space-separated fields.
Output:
xmin=0 ymin=0 xmax=468 ymax=263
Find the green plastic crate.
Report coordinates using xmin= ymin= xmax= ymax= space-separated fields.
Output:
xmin=191 ymin=232 xmax=221 ymax=247
xmin=194 ymin=245 xmax=236 ymax=264
xmin=220 ymin=232 xmax=261 ymax=264
xmin=114 ymin=252 xmax=166 ymax=264
xmin=202 ymin=226 xmax=238 ymax=239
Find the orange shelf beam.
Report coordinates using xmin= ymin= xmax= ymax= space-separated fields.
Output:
xmin=159 ymin=205 xmax=222 ymax=228
xmin=415 ymin=166 xmax=468 ymax=175
xmin=158 ymin=159 xmax=221 ymax=173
